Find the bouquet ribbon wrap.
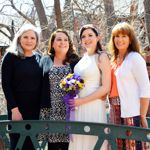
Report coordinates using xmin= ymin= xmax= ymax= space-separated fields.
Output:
xmin=64 ymin=92 xmax=77 ymax=121
xmin=60 ymin=73 xmax=85 ymax=120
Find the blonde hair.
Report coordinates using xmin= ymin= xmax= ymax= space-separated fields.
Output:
xmin=7 ymin=23 xmax=41 ymax=57
xmin=108 ymin=22 xmax=141 ymax=62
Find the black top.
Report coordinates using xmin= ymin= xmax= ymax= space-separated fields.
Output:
xmin=40 ymin=54 xmax=79 ymax=74
xmin=1 ymin=52 xmax=50 ymax=120
xmin=38 ymin=54 xmax=79 ymax=142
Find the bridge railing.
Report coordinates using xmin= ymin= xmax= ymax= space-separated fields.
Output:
xmin=0 ymin=115 xmax=150 ymax=150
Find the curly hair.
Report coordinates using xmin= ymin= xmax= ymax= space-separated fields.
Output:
xmin=47 ymin=29 xmax=79 ymax=64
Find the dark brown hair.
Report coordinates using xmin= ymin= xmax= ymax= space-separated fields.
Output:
xmin=79 ymin=24 xmax=103 ymax=53
xmin=47 ymin=29 xmax=79 ymax=64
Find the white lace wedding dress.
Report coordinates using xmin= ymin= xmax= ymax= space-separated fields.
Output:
xmin=69 ymin=53 xmax=108 ymax=150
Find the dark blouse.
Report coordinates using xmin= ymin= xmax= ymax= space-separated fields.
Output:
xmin=39 ymin=54 xmax=79 ymax=142
xmin=1 ymin=52 xmax=50 ymax=120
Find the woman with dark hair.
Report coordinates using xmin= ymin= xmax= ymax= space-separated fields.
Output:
xmin=39 ymin=29 xmax=79 ymax=150
xmin=68 ymin=24 xmax=111 ymax=150
xmin=108 ymin=22 xmax=150 ymax=149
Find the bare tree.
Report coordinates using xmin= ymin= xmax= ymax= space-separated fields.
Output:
xmin=130 ymin=0 xmax=138 ymax=25
xmin=0 ymin=0 xmax=148 ymax=49
xmin=103 ymin=0 xmax=115 ymax=41
xmin=9 ymin=0 xmax=35 ymax=24
xmin=143 ymin=0 xmax=150 ymax=117
xmin=0 ymin=0 xmax=52 ymax=46
xmin=32 ymin=0 xmax=50 ymax=44
xmin=62 ymin=0 xmax=74 ymax=30
xmin=54 ymin=0 xmax=63 ymax=28
xmin=144 ymin=0 xmax=150 ymax=46
xmin=0 ymin=0 xmax=35 ymax=44
xmin=0 ymin=21 xmax=14 ymax=41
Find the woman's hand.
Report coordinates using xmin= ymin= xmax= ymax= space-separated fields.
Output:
xmin=68 ymin=98 xmax=85 ymax=109
xmin=140 ymin=116 xmax=148 ymax=128
xmin=11 ymin=107 xmax=23 ymax=121
xmin=140 ymin=98 xmax=149 ymax=128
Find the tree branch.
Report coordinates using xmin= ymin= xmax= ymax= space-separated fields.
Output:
xmin=0 ymin=30 xmax=11 ymax=40
xmin=9 ymin=0 xmax=35 ymax=25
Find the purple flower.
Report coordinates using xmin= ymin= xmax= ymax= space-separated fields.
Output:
xmin=59 ymin=73 xmax=85 ymax=120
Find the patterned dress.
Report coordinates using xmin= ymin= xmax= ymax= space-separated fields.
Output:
xmin=40 ymin=64 xmax=72 ymax=143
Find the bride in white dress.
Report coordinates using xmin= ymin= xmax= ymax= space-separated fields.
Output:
xmin=68 ymin=24 xmax=111 ymax=150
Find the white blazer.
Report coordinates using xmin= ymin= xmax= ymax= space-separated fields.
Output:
xmin=115 ymin=52 xmax=150 ymax=118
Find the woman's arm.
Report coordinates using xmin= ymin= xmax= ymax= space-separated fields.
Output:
xmin=131 ymin=53 xmax=150 ymax=98
xmin=39 ymin=55 xmax=52 ymax=109
xmin=40 ymin=72 xmax=51 ymax=108
xmin=39 ymin=72 xmax=51 ymax=120
xmin=131 ymin=53 xmax=150 ymax=128
xmin=140 ymin=98 xmax=149 ymax=128
xmin=2 ymin=52 xmax=22 ymax=120
xmin=11 ymin=107 xmax=23 ymax=121
xmin=69 ymin=53 xmax=111 ymax=107
xmin=39 ymin=55 xmax=52 ymax=120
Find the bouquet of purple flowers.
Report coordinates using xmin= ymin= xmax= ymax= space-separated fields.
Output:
xmin=60 ymin=73 xmax=85 ymax=119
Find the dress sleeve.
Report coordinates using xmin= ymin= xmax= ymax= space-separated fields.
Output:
xmin=1 ymin=52 xmax=17 ymax=109
xmin=39 ymin=55 xmax=53 ymax=120
xmin=131 ymin=53 xmax=150 ymax=98
xmin=40 ymin=72 xmax=51 ymax=108
xmin=70 ymin=59 xmax=80 ymax=73
xmin=39 ymin=72 xmax=51 ymax=120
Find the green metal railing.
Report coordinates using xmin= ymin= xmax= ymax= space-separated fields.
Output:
xmin=0 ymin=115 xmax=150 ymax=150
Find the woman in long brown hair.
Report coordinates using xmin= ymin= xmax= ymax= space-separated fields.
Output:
xmin=39 ymin=29 xmax=79 ymax=150
xmin=108 ymin=22 xmax=150 ymax=150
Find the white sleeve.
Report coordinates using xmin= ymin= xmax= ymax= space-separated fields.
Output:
xmin=131 ymin=53 xmax=150 ymax=98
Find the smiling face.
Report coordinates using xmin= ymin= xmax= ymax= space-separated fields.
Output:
xmin=109 ymin=22 xmax=141 ymax=61
xmin=19 ymin=30 xmax=37 ymax=53
xmin=80 ymin=28 xmax=99 ymax=55
xmin=52 ymin=32 xmax=69 ymax=55
xmin=114 ymin=33 xmax=130 ymax=53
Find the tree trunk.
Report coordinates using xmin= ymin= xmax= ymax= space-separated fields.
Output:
xmin=103 ymin=0 xmax=115 ymax=40
xmin=144 ymin=0 xmax=150 ymax=45
xmin=32 ymin=0 xmax=50 ymax=44
xmin=144 ymin=0 xmax=150 ymax=117
xmin=54 ymin=0 xmax=63 ymax=28
xmin=130 ymin=0 xmax=138 ymax=25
